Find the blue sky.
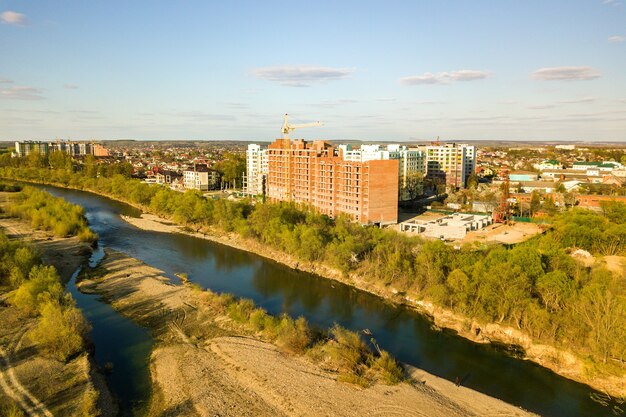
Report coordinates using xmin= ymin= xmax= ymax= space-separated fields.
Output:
xmin=1 ymin=1 xmax=625 ymax=142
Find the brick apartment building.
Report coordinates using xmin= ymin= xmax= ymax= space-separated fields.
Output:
xmin=266 ymin=139 xmax=398 ymax=225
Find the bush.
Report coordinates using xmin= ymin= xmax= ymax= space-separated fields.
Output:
xmin=12 ymin=265 xmax=63 ymax=314
xmin=274 ymin=315 xmax=311 ymax=354
xmin=371 ymin=350 xmax=404 ymax=384
xmin=30 ymin=298 xmax=90 ymax=361
xmin=226 ymin=299 xmax=256 ymax=323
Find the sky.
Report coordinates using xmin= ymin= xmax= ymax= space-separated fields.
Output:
xmin=1 ymin=1 xmax=625 ymax=142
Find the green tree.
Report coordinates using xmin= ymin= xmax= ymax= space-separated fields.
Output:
xmin=30 ymin=298 xmax=90 ymax=361
xmin=466 ymin=173 xmax=479 ymax=189
xmin=83 ymin=154 xmax=98 ymax=178
xmin=529 ymin=191 xmax=541 ymax=216
xmin=12 ymin=265 xmax=63 ymax=314
xmin=575 ymin=268 xmax=626 ymax=363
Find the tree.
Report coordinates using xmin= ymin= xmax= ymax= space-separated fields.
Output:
xmin=543 ymin=196 xmax=557 ymax=216
xmin=600 ymin=200 xmax=626 ymax=224
xmin=466 ymin=173 xmax=479 ymax=189
xmin=529 ymin=191 xmax=541 ymax=216
xmin=30 ymin=298 xmax=90 ymax=361
xmin=575 ymin=268 xmax=626 ymax=363
xmin=216 ymin=153 xmax=245 ymax=189
xmin=84 ymin=155 xmax=98 ymax=178
xmin=48 ymin=151 xmax=70 ymax=171
xmin=400 ymin=172 xmax=424 ymax=200
xmin=12 ymin=265 xmax=63 ymax=314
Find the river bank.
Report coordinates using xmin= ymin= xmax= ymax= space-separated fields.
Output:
xmin=5 ymin=178 xmax=624 ymax=403
xmin=121 ymin=212 xmax=626 ymax=399
xmin=77 ymin=248 xmax=537 ymax=417
xmin=0 ymin=212 xmax=116 ymax=417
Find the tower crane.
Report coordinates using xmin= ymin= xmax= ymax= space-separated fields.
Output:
xmin=281 ymin=113 xmax=322 ymax=139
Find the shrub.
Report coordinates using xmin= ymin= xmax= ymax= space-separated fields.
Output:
xmin=77 ymin=228 xmax=98 ymax=243
xmin=30 ymin=299 xmax=90 ymax=361
xmin=371 ymin=350 xmax=405 ymax=384
xmin=226 ymin=298 xmax=255 ymax=323
xmin=12 ymin=265 xmax=63 ymax=314
xmin=274 ymin=316 xmax=311 ymax=354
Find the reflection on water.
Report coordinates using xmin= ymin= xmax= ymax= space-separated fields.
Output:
xmin=43 ymin=185 xmax=621 ymax=417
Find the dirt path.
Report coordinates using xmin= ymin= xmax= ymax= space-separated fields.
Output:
xmin=0 ymin=333 xmax=54 ymax=417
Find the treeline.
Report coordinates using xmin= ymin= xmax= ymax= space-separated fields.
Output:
xmin=195 ymin=286 xmax=404 ymax=386
xmin=4 ymin=186 xmax=98 ymax=243
xmin=0 ymin=164 xmax=625 ymax=369
xmin=0 ymin=231 xmax=90 ymax=361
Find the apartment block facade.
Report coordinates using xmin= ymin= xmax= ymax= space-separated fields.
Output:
xmin=424 ymin=143 xmax=476 ymax=188
xmin=340 ymin=144 xmax=425 ymax=200
xmin=14 ymin=140 xmax=108 ymax=158
xmin=245 ymin=144 xmax=268 ymax=196
xmin=266 ymin=139 xmax=398 ymax=225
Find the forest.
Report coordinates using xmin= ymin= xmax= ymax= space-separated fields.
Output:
xmin=0 ymin=157 xmax=625 ymax=373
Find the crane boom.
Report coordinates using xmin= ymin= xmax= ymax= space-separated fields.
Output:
xmin=281 ymin=113 xmax=322 ymax=139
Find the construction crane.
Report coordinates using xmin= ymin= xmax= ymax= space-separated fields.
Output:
xmin=281 ymin=113 xmax=322 ymax=139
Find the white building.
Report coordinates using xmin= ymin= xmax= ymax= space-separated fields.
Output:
xmin=424 ymin=143 xmax=476 ymax=189
xmin=339 ymin=144 xmax=425 ymax=200
xmin=183 ymin=170 xmax=210 ymax=191
xmin=245 ymin=144 xmax=268 ymax=196
xmin=400 ymin=213 xmax=493 ymax=239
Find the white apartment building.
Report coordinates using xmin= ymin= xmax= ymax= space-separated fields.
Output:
xmin=424 ymin=143 xmax=476 ymax=188
xmin=183 ymin=170 xmax=209 ymax=191
xmin=339 ymin=144 xmax=425 ymax=200
xmin=245 ymin=144 xmax=268 ymax=196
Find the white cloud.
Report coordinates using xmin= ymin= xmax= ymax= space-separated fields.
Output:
xmin=1 ymin=11 xmax=27 ymax=26
xmin=399 ymin=70 xmax=491 ymax=85
xmin=528 ymin=104 xmax=557 ymax=110
xmin=532 ymin=66 xmax=601 ymax=81
xmin=560 ymin=97 xmax=597 ymax=104
xmin=608 ymin=35 xmax=625 ymax=43
xmin=63 ymin=84 xmax=79 ymax=90
xmin=0 ymin=78 xmax=13 ymax=84
xmin=251 ymin=65 xmax=355 ymax=87
xmin=0 ymin=86 xmax=44 ymax=100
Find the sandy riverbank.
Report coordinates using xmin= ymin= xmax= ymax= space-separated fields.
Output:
xmin=120 ymin=212 xmax=626 ymax=398
xmin=0 ymin=213 xmax=116 ymax=417
xmin=78 ymin=249 xmax=537 ymax=417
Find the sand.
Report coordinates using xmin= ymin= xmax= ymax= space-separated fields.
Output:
xmin=79 ymin=249 xmax=537 ymax=417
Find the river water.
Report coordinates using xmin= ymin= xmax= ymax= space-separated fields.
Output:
xmin=44 ymin=185 xmax=620 ymax=417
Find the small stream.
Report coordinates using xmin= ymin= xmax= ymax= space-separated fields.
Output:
xmin=67 ymin=246 xmax=153 ymax=416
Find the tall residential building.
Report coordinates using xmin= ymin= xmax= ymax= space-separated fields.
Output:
xmin=424 ymin=143 xmax=476 ymax=188
xmin=245 ymin=144 xmax=268 ymax=196
xmin=15 ymin=141 xmax=49 ymax=157
xmin=14 ymin=140 xmax=107 ymax=158
xmin=340 ymin=144 xmax=425 ymax=200
xmin=266 ymin=139 xmax=398 ymax=225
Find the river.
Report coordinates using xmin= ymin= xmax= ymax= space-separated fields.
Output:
xmin=43 ymin=185 xmax=620 ymax=417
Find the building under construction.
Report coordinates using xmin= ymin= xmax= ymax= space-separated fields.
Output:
xmin=266 ymin=138 xmax=399 ymax=225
